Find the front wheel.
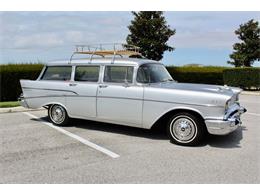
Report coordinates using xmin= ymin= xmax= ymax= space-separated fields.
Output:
xmin=167 ymin=112 xmax=206 ymax=146
xmin=48 ymin=104 xmax=69 ymax=126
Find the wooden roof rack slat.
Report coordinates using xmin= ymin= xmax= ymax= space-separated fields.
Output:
xmin=69 ymin=43 xmax=143 ymax=64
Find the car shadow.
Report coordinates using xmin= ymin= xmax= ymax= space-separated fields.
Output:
xmin=35 ymin=116 xmax=169 ymax=140
xmin=205 ymin=126 xmax=246 ymax=149
xmin=32 ymin=116 xmax=246 ymax=148
xmin=71 ymin=118 xmax=169 ymax=140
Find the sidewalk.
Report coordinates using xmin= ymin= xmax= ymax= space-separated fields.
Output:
xmin=0 ymin=106 xmax=45 ymax=114
xmin=241 ymin=91 xmax=260 ymax=96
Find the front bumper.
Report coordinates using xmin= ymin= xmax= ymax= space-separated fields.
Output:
xmin=205 ymin=103 xmax=247 ymax=135
xmin=18 ymin=94 xmax=29 ymax=108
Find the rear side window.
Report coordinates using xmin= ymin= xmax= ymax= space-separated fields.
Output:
xmin=75 ymin=66 xmax=100 ymax=82
xmin=41 ymin=66 xmax=72 ymax=81
xmin=104 ymin=66 xmax=133 ymax=83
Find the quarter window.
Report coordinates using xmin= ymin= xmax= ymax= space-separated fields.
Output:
xmin=104 ymin=66 xmax=134 ymax=83
xmin=41 ymin=66 xmax=72 ymax=81
xmin=75 ymin=66 xmax=100 ymax=82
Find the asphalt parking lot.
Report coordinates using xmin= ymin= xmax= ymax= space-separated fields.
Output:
xmin=0 ymin=94 xmax=259 ymax=183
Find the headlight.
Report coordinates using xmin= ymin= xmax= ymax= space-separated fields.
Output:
xmin=225 ymin=99 xmax=231 ymax=112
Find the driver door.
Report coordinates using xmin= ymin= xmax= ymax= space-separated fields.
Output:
xmin=97 ymin=66 xmax=143 ymax=126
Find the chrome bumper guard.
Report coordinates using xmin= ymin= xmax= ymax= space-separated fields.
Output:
xmin=18 ymin=94 xmax=29 ymax=108
xmin=205 ymin=103 xmax=247 ymax=135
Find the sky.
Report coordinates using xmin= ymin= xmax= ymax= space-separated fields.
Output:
xmin=0 ymin=11 xmax=260 ymax=66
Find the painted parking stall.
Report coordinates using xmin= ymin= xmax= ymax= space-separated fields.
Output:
xmin=23 ymin=112 xmax=120 ymax=158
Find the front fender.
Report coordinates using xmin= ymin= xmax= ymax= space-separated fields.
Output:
xmin=142 ymin=100 xmax=206 ymax=129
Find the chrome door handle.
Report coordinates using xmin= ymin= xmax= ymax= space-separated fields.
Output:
xmin=69 ymin=83 xmax=77 ymax=86
xmin=99 ymin=84 xmax=108 ymax=88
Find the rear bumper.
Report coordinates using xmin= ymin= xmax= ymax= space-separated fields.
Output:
xmin=205 ymin=104 xmax=247 ymax=135
xmin=18 ymin=94 xmax=29 ymax=108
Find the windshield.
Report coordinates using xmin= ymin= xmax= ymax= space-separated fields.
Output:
xmin=136 ymin=64 xmax=174 ymax=83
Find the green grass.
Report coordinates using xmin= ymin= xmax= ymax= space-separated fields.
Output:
xmin=0 ymin=101 xmax=20 ymax=108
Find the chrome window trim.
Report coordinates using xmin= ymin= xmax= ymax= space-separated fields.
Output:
xmin=73 ymin=65 xmax=101 ymax=83
xmin=102 ymin=65 xmax=135 ymax=85
xmin=40 ymin=65 xmax=73 ymax=81
xmin=37 ymin=66 xmax=47 ymax=81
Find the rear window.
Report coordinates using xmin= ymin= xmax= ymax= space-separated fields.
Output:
xmin=75 ymin=66 xmax=100 ymax=82
xmin=41 ymin=66 xmax=72 ymax=81
xmin=104 ymin=66 xmax=133 ymax=83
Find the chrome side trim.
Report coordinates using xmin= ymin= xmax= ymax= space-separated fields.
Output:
xmin=22 ymin=93 xmax=223 ymax=108
xmin=24 ymin=95 xmax=96 ymax=99
xmin=145 ymin=99 xmax=222 ymax=108
xmin=22 ymin=87 xmax=78 ymax=95
xmin=99 ymin=96 xmax=222 ymax=107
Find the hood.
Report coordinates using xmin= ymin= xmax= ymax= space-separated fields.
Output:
xmin=150 ymin=82 xmax=241 ymax=96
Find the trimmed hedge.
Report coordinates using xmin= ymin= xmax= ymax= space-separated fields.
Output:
xmin=166 ymin=66 xmax=226 ymax=85
xmin=223 ymin=68 xmax=260 ymax=90
xmin=0 ymin=64 xmax=43 ymax=101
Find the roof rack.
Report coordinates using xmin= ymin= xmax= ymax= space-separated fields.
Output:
xmin=69 ymin=43 xmax=143 ymax=64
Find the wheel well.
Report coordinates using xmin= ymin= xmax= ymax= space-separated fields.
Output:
xmin=151 ymin=109 xmax=205 ymax=131
xmin=43 ymin=103 xmax=66 ymax=110
xmin=43 ymin=104 xmax=51 ymax=109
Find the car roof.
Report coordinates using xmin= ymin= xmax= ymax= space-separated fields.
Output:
xmin=47 ymin=57 xmax=162 ymax=67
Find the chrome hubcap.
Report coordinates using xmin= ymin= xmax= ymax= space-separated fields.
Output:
xmin=170 ymin=116 xmax=197 ymax=143
xmin=50 ymin=105 xmax=65 ymax=124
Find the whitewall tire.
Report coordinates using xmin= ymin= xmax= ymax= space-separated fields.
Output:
xmin=48 ymin=104 xmax=69 ymax=126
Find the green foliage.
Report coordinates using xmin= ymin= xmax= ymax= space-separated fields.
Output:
xmin=223 ymin=68 xmax=260 ymax=90
xmin=0 ymin=63 xmax=43 ymax=101
xmin=0 ymin=101 xmax=19 ymax=108
xmin=127 ymin=11 xmax=175 ymax=61
xmin=166 ymin=66 xmax=226 ymax=85
xmin=228 ymin=19 xmax=260 ymax=67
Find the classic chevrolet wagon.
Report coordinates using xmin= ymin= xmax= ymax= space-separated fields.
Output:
xmin=19 ymin=44 xmax=246 ymax=146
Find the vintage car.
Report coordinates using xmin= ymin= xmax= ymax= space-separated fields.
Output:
xmin=19 ymin=44 xmax=246 ymax=146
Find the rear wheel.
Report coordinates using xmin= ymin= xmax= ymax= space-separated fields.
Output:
xmin=48 ymin=104 xmax=69 ymax=126
xmin=167 ymin=112 xmax=206 ymax=146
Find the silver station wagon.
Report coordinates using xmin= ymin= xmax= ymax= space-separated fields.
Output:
xmin=19 ymin=44 xmax=246 ymax=146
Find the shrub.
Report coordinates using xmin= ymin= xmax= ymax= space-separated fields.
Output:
xmin=166 ymin=66 xmax=227 ymax=85
xmin=0 ymin=63 xmax=43 ymax=101
xmin=223 ymin=68 xmax=260 ymax=90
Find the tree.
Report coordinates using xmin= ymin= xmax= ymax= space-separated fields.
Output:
xmin=228 ymin=19 xmax=260 ymax=67
xmin=126 ymin=11 xmax=175 ymax=61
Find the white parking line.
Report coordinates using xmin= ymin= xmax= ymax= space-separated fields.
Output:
xmin=22 ymin=112 xmax=120 ymax=158
xmin=246 ymin=112 xmax=260 ymax=117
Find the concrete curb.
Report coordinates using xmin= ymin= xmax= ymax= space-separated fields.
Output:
xmin=0 ymin=106 xmax=45 ymax=114
xmin=241 ymin=91 xmax=260 ymax=96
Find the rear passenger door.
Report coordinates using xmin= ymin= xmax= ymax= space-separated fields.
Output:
xmin=97 ymin=66 xmax=143 ymax=126
xmin=66 ymin=66 xmax=100 ymax=118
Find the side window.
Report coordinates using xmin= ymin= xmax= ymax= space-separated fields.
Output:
xmin=41 ymin=66 xmax=72 ymax=81
xmin=75 ymin=66 xmax=100 ymax=82
xmin=104 ymin=66 xmax=134 ymax=83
